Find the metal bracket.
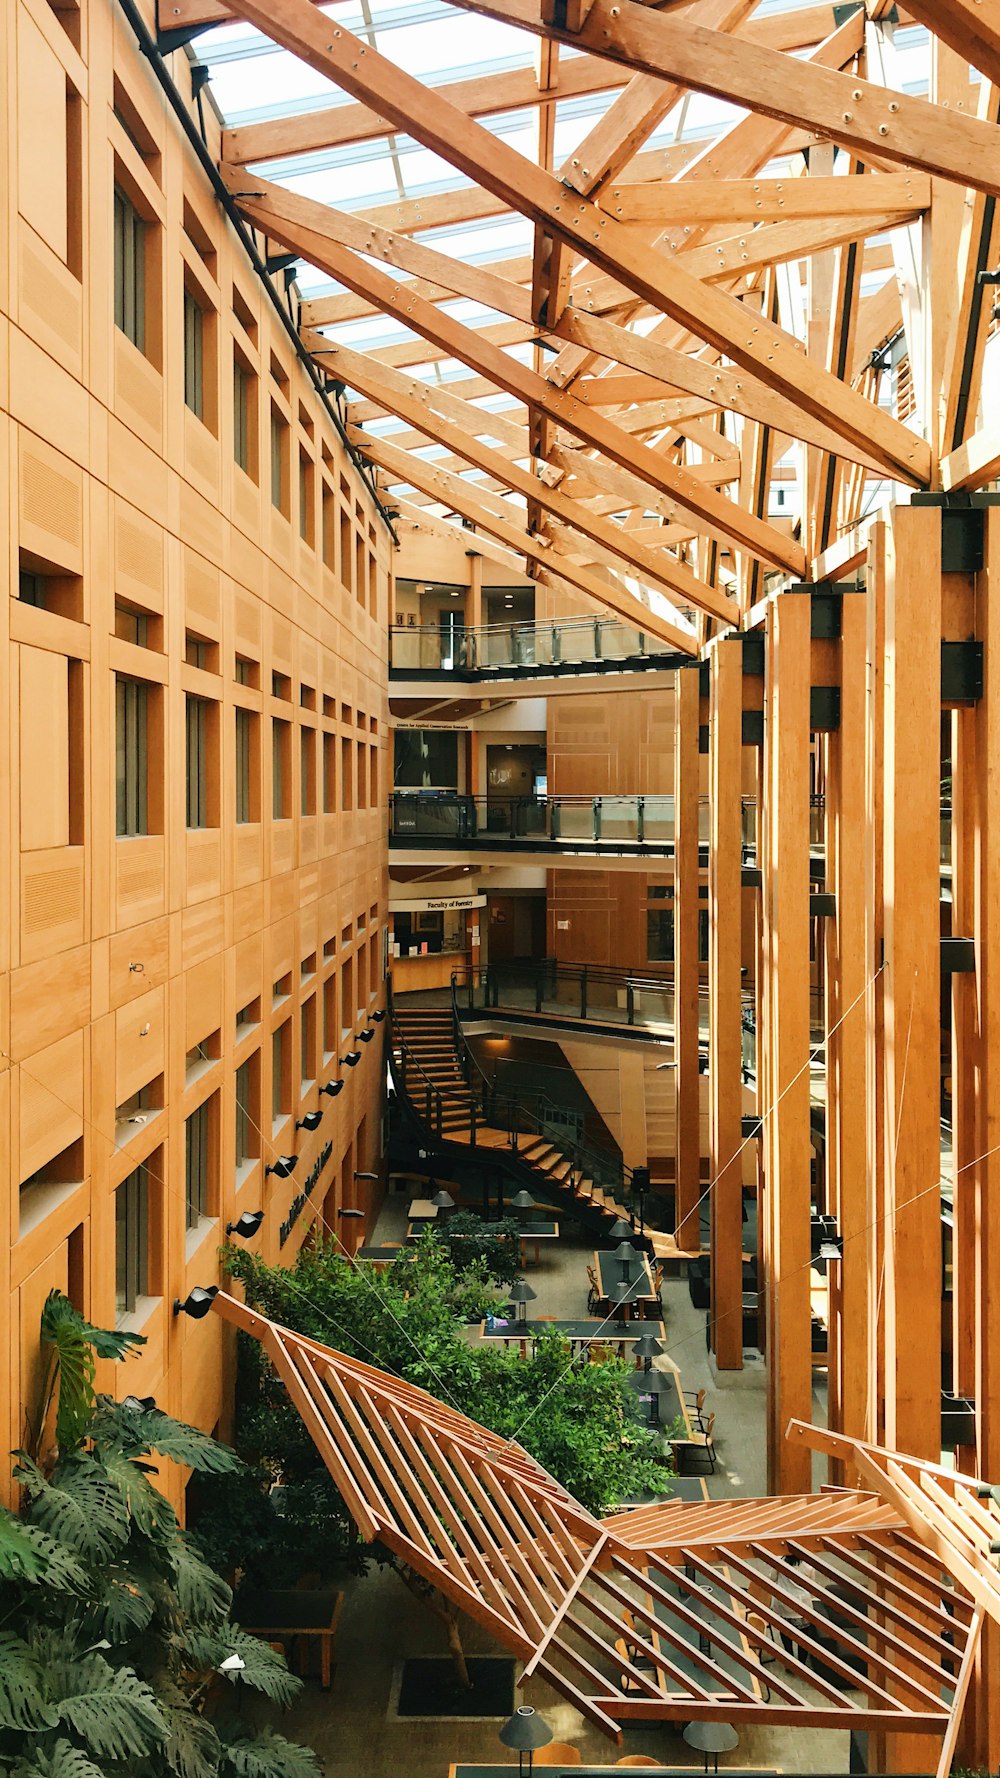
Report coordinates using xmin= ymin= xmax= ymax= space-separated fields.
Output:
xmin=155 ymin=20 xmax=212 ymax=54
xmin=810 ymin=893 xmax=837 ymax=917
xmin=741 ymin=710 xmax=764 ymax=747
xmin=941 ymin=936 xmax=976 ymax=973
xmin=810 ymin=686 xmax=841 ymax=732
xmin=941 ymin=640 xmax=984 ymax=706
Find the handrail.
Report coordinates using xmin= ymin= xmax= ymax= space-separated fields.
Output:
xmin=388 ymin=613 xmax=686 ymax=675
xmin=448 ymin=979 xmax=637 ymax=1209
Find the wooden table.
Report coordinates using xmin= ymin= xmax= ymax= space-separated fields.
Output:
xmin=450 ymin=1767 xmax=777 ymax=1777
xmin=408 ymin=1197 xmax=439 ymax=1222
xmin=594 ymin=1247 xmax=658 ymax=1314
xmin=519 ymin=1219 xmax=559 ymax=1264
xmin=479 ymin=1317 xmax=666 ymax=1359
xmin=234 ymin=1587 xmax=343 ymax=1689
xmin=356 ymin=1244 xmax=410 ymax=1267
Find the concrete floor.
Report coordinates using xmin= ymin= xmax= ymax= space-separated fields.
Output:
xmin=275 ymin=1190 xmax=849 ymax=1777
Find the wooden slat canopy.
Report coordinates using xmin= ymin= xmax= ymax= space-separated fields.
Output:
xmin=212 ymin=1290 xmax=992 ymax=1742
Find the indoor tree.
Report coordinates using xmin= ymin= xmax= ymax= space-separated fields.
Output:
xmin=0 ymin=1291 xmax=321 ymax=1778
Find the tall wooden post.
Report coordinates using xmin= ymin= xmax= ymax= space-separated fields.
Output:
xmin=763 ymin=591 xmax=813 ymax=1494
xmin=708 ymin=639 xmax=744 ymax=1371
xmin=824 ymin=590 xmax=869 ymax=1467
xmin=865 ymin=523 xmax=888 ymax=1448
xmin=673 ymin=665 xmax=702 ymax=1251
xmin=881 ymin=504 xmax=942 ymax=1461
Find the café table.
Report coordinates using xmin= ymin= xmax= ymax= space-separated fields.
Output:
xmin=594 ymin=1248 xmax=657 ymax=1316
xmin=479 ymin=1317 xmax=666 ymax=1360
xmin=408 ymin=1198 xmax=439 ymax=1223
xmin=683 ymin=1722 xmax=740 ymax=1774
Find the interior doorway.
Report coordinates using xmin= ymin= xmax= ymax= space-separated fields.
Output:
xmin=486 ymin=893 xmax=546 ymax=963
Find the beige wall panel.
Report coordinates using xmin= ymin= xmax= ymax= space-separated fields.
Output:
xmin=10 ymin=333 xmax=90 ymax=470
xmin=184 ymin=954 xmax=224 ymax=1051
xmin=115 ymin=501 xmax=165 ymax=616
xmin=115 ymin=836 xmax=167 ymax=927
xmin=20 ymin=847 xmax=85 ymax=964
xmin=17 ymin=225 xmax=83 ymax=374
xmin=18 ymin=432 xmax=84 ymax=575
xmin=16 ymin=12 xmax=67 ymax=259
xmin=18 ymin=1029 xmax=84 ymax=1182
xmin=10 ymin=945 xmax=90 ymax=1060
xmin=114 ymin=986 xmax=165 ymax=1105
xmin=108 ymin=917 xmax=171 ymax=1010
xmin=19 ymin=648 xmax=69 ymax=852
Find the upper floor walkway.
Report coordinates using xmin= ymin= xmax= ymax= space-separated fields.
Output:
xmin=389 ymin=614 xmax=689 ymax=703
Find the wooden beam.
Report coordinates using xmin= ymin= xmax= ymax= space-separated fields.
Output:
xmin=941 ymin=418 xmax=1000 ymax=493
xmin=357 ymin=429 xmax=698 ymax=652
xmin=607 ymin=172 xmax=932 ymax=226
xmin=223 ymin=0 xmax=930 ymax=488
xmin=674 ymin=666 xmax=703 ymax=1252
xmin=708 ymin=638 xmax=745 ymax=1372
xmin=443 ymin=0 xmax=1000 ymax=199
xmin=904 ymin=1 xmax=1000 ymax=89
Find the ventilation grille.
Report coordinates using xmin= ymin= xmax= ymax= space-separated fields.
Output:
xmin=117 ymin=515 xmax=162 ymax=594
xmin=23 ymin=861 xmax=84 ymax=935
xmin=22 ymin=453 xmax=81 ymax=550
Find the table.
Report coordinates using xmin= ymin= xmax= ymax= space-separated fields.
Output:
xmin=519 ymin=1220 xmax=559 ymax=1265
xmin=234 ymin=1587 xmax=343 ymax=1689
xmin=449 ymin=1767 xmax=775 ymax=1777
xmin=356 ymin=1244 xmax=410 ymax=1266
xmin=479 ymin=1318 xmax=666 ymax=1359
xmin=594 ymin=1248 xmax=658 ymax=1314
xmin=408 ymin=1198 xmax=439 ymax=1222
xmin=683 ymin=1721 xmax=740 ymax=1774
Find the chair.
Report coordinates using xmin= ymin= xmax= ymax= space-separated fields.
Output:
xmin=534 ymin=1744 xmax=582 ymax=1766
xmin=745 ymin=1609 xmax=776 ymax=1702
xmin=683 ymin=1386 xmax=708 ymax=1429
xmin=616 ymin=1759 xmax=662 ymax=1769
xmin=669 ymin=1411 xmax=717 ymax=1474
xmin=587 ymin=1263 xmax=602 ymax=1314
xmin=588 ymin=1342 xmax=612 ymax=1364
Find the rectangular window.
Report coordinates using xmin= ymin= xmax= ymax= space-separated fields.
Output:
xmin=301 ymin=996 xmax=316 ymax=1088
xmin=116 ymin=676 xmax=148 ymax=837
xmin=341 ymin=736 xmax=353 ymax=812
xmin=322 ymin=485 xmax=336 ymax=570
xmin=185 ymin=1100 xmax=210 ymax=1230
xmin=18 ymin=571 xmax=46 ymax=608
xmin=115 ymin=601 xmax=150 ymax=647
xmin=235 ymin=706 xmax=255 ymax=824
xmin=323 ymin=732 xmax=336 ymax=814
xmin=233 ymin=358 xmax=254 ymax=476
xmin=299 ymin=453 xmax=313 ymax=544
xmin=270 ymin=408 xmax=287 ymax=514
xmin=301 ymin=726 xmax=316 ymax=816
xmin=323 ymin=973 xmax=338 ymax=1056
xmin=235 ymin=1057 xmax=257 ymax=1172
xmin=272 ymin=1021 xmax=289 ymax=1124
xmin=114 ymin=184 xmax=145 ymax=352
xmin=183 ymin=287 xmax=204 ymax=419
xmin=272 ymin=719 xmax=290 ymax=819
xmin=646 ymin=908 xmax=674 ymax=964
xmin=185 ymin=695 xmax=209 ymax=828
xmin=115 ymin=1164 xmax=149 ymax=1319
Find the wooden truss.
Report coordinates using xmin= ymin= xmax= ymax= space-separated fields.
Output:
xmin=211 ymin=1290 xmax=993 ymax=1744
xmin=169 ymin=0 xmax=1000 ymax=612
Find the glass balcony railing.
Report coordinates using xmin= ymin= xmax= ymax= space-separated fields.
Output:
xmin=389 ymin=792 xmax=683 ymax=849
xmin=388 ymin=615 xmax=685 ymax=676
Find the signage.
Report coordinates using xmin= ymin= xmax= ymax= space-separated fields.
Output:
xmin=390 ymin=894 xmax=486 ymax=913
xmin=279 ymin=1139 xmax=333 ymax=1247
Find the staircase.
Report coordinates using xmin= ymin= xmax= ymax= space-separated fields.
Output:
xmin=390 ymin=998 xmax=687 ymax=1258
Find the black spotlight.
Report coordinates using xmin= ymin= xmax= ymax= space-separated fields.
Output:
xmin=338 ymin=1207 xmax=365 ymax=1219
xmin=357 ymin=1029 xmax=375 ymax=1044
xmin=340 ymin=1052 xmax=361 ymax=1067
xmin=296 ymin=1110 xmax=324 ymax=1132
xmin=173 ymin=1286 xmax=219 ymax=1319
xmin=121 ymin=1394 xmax=157 ymax=1413
xmin=320 ymin=1080 xmax=344 ymax=1098
xmin=226 ymin=1209 xmax=265 ymax=1239
xmin=370 ymin=1010 xmax=386 ymax=1023
xmin=265 ymin=1155 xmax=298 ymax=1179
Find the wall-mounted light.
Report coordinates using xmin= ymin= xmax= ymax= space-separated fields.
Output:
xmin=338 ymin=1207 xmax=365 ymax=1219
xmin=121 ymin=1394 xmax=157 ymax=1413
xmin=226 ymin=1210 xmax=265 ymax=1239
xmin=357 ymin=1029 xmax=375 ymax=1044
xmin=296 ymin=1110 xmax=324 ymax=1132
xmin=320 ymin=1080 xmax=344 ymax=1097
xmin=173 ymin=1286 xmax=218 ymax=1319
xmin=370 ymin=1010 xmax=386 ymax=1023
xmin=340 ymin=1052 xmax=361 ymax=1067
xmin=354 ymin=1171 xmax=378 ymax=1183
xmin=265 ymin=1155 xmax=298 ymax=1180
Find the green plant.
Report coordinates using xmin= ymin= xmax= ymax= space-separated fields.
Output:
xmin=433 ymin=1211 xmax=522 ymax=1290
xmin=0 ymin=1293 xmax=321 ymax=1778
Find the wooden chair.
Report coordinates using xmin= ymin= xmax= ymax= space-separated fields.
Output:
xmin=587 ymin=1263 xmax=602 ymax=1314
xmin=616 ymin=1759 xmax=662 ymax=1769
xmin=534 ymin=1744 xmax=582 ymax=1766
xmin=683 ymin=1386 xmax=708 ymax=1429
xmin=588 ymin=1342 xmax=612 ymax=1364
xmin=669 ymin=1411 xmax=717 ymax=1474
xmin=745 ymin=1609 xmax=775 ymax=1702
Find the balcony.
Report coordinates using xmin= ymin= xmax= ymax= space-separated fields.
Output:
xmin=388 ymin=614 xmax=689 ymax=694
xmin=388 ymin=791 xmax=681 ymax=861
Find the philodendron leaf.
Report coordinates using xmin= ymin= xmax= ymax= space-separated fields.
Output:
xmin=221 ymin=1729 xmax=323 ymax=1778
xmin=16 ymin=1453 xmax=129 ymax=1563
xmin=0 ymin=1511 xmax=87 ymax=1592
xmin=0 ymin=1632 xmax=59 ymax=1733
xmin=11 ymin=1738 xmax=108 ymax=1778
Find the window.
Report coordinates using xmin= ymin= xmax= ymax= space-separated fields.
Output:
xmin=393 ymin=729 xmax=459 ymax=790
xmin=116 ymin=676 xmax=148 ymax=837
xmin=272 ymin=1021 xmax=289 ymax=1126
xmin=183 ymin=287 xmax=204 ymax=419
xmin=185 ymin=695 xmax=210 ymax=828
xmin=115 ymin=601 xmax=150 ymax=647
xmin=19 ymin=572 xmax=46 ymax=608
xmin=323 ymin=732 xmax=336 ymax=814
xmin=301 ymin=727 xmax=316 ymax=816
xmin=270 ymin=407 xmax=288 ymax=514
xmin=235 ymin=1057 xmax=257 ymax=1174
xmin=323 ymin=974 xmax=338 ymax=1056
xmin=236 ymin=997 xmax=260 ymax=1034
xmin=115 ymin=1165 xmax=149 ymax=1320
xmin=299 ymin=452 xmax=313 ymax=544
xmin=185 ymin=1100 xmax=210 ymax=1229
xmin=322 ymin=485 xmax=336 ymax=570
xmin=234 ymin=358 xmax=254 ymax=476
xmin=646 ymin=908 xmax=674 ymax=964
xmin=272 ymin=719 xmax=290 ymax=819
xmin=235 ymin=706 xmax=255 ymax=824
xmin=114 ymin=184 xmax=145 ymax=352
xmin=185 ymin=631 xmax=214 ymax=671
xmin=301 ymin=996 xmax=316 ymax=1089
xmin=235 ymin=654 xmax=257 ymax=687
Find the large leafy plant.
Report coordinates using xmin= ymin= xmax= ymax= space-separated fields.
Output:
xmin=0 ymin=1293 xmax=320 ymax=1778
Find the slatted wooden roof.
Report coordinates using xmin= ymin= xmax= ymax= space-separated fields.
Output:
xmin=163 ymin=0 xmax=1000 ymax=643
xmin=212 ymin=1289 xmax=994 ymax=1744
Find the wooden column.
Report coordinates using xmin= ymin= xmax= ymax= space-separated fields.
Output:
xmin=673 ymin=666 xmax=702 ymax=1250
xmin=708 ymin=639 xmax=744 ymax=1371
xmin=881 ymin=503 xmax=942 ymax=1462
xmin=969 ymin=508 xmax=1000 ymax=1766
xmin=865 ymin=523 xmax=888 ymax=1447
xmin=763 ymin=591 xmax=813 ymax=1494
xmin=824 ymin=590 xmax=869 ymax=1466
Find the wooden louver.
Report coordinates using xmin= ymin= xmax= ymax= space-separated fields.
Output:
xmin=213 ymin=1291 xmax=993 ymax=1743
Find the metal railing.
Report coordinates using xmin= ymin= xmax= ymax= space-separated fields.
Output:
xmin=389 ymin=615 xmax=685 ymax=676
xmin=454 ymin=960 xmax=684 ymax=1033
xmin=389 ymin=792 xmax=679 ymax=847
